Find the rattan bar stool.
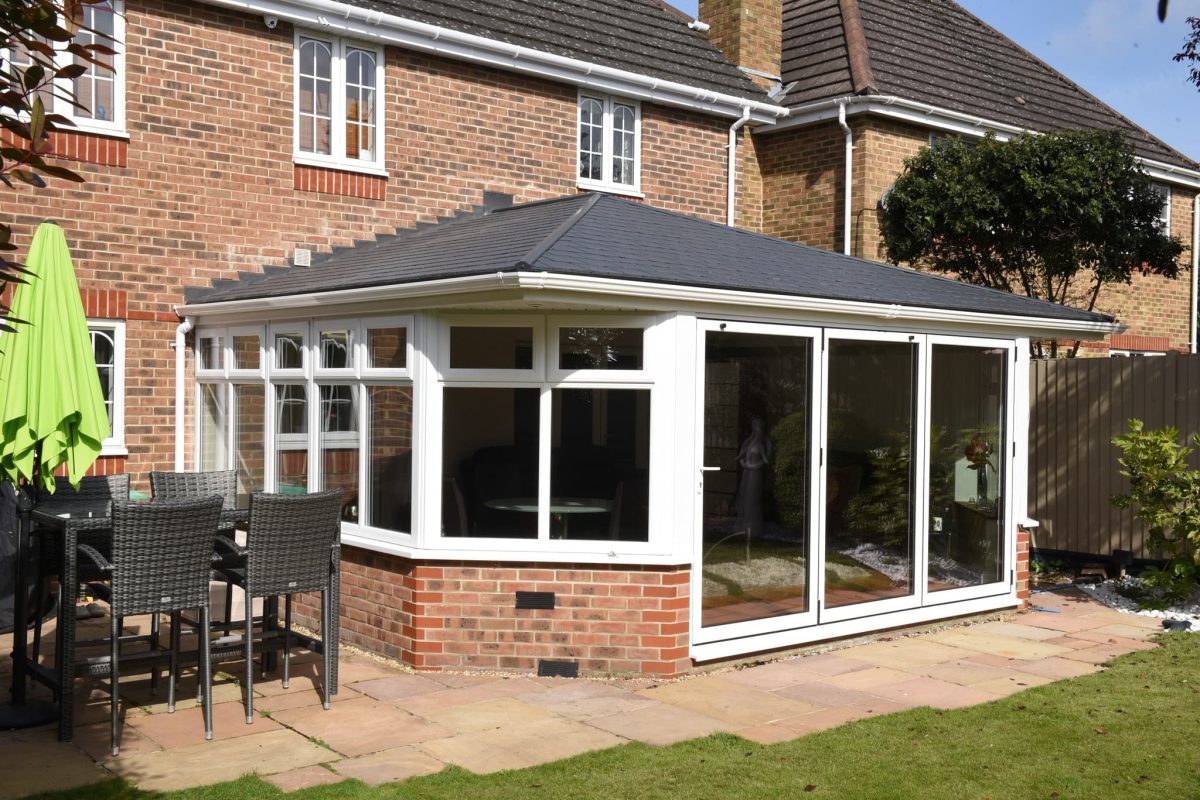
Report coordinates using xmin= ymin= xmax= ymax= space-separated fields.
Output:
xmin=214 ymin=490 xmax=342 ymax=723
xmin=31 ymin=475 xmax=131 ymax=664
xmin=78 ymin=496 xmax=224 ymax=756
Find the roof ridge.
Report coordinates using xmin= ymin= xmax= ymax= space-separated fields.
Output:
xmin=936 ymin=0 xmax=1195 ymax=168
xmin=517 ymin=192 xmax=604 ymax=268
xmin=838 ymin=0 xmax=876 ymax=94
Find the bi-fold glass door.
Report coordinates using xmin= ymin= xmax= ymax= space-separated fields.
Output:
xmin=695 ymin=322 xmax=1015 ymax=644
xmin=693 ymin=321 xmax=821 ymax=642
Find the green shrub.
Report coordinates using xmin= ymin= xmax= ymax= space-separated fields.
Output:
xmin=1111 ymin=419 xmax=1200 ymax=602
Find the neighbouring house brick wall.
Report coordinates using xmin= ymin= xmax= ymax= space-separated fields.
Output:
xmin=295 ymin=548 xmax=692 ymax=677
xmin=4 ymin=0 xmax=737 ymax=490
xmin=758 ymin=116 xmax=1198 ymax=353
xmin=757 ymin=121 xmax=845 ymax=249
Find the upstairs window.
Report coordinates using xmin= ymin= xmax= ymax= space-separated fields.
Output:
xmin=1151 ymin=183 xmax=1171 ymax=231
xmin=3 ymin=1 xmax=124 ymax=132
xmin=577 ymin=93 xmax=640 ymax=194
xmin=294 ymin=33 xmax=384 ymax=171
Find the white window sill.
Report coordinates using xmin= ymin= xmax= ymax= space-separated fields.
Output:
xmin=576 ymin=179 xmax=644 ymax=199
xmin=57 ymin=121 xmax=130 ymax=140
xmin=99 ymin=444 xmax=128 ymax=457
xmin=293 ymin=154 xmax=389 ymax=178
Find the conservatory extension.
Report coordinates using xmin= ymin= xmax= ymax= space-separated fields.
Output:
xmin=179 ymin=194 xmax=1119 ymax=675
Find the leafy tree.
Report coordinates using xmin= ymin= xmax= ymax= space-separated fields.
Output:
xmin=1174 ymin=16 xmax=1200 ymax=88
xmin=1 ymin=0 xmax=114 ymax=332
xmin=880 ymin=130 xmax=1184 ymax=358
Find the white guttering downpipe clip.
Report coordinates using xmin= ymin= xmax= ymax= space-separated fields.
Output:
xmin=173 ymin=316 xmax=196 ymax=471
xmin=727 ymin=106 xmax=752 ymax=227
xmin=838 ymin=100 xmax=853 ymax=256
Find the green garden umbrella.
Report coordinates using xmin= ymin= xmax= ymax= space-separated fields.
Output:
xmin=0 ymin=221 xmax=109 ymax=492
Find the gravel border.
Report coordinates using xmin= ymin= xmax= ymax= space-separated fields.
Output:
xmin=1073 ymin=577 xmax=1200 ymax=630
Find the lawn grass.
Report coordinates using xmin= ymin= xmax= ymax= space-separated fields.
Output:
xmin=29 ymin=633 xmax=1200 ymax=800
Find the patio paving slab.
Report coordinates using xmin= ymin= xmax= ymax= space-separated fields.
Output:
xmin=1013 ymin=656 xmax=1105 ymax=680
xmin=422 ymin=696 xmax=559 ymax=733
xmin=718 ymin=660 xmax=825 ymax=690
xmin=777 ymin=705 xmax=871 ymax=735
xmin=522 ymin=680 xmax=660 ymax=720
xmin=772 ymin=680 xmax=886 ymax=709
xmin=786 ymin=652 xmax=875 ymax=676
xmin=419 ymin=717 xmax=624 ymax=774
xmin=350 ymin=674 xmax=448 ymax=702
xmin=252 ymin=682 xmax=364 ymax=714
xmin=822 ymin=666 xmax=914 ymax=691
xmin=924 ymin=630 xmax=1075 ymax=660
xmin=1066 ymin=630 xmax=1158 ymax=651
xmin=970 ymin=672 xmax=1056 ymax=697
xmin=392 ymin=678 xmax=552 ymax=716
xmin=126 ymin=698 xmax=283 ymax=749
xmin=0 ymin=729 xmax=111 ymax=800
xmin=73 ymin=719 xmax=162 ymax=761
xmin=833 ymin=640 xmax=966 ymax=669
xmin=637 ymin=676 xmax=820 ymax=727
xmin=271 ymin=697 xmax=451 ymax=757
xmin=265 ymin=764 xmax=347 ymax=793
xmin=914 ymin=659 xmax=1029 ymax=687
xmin=332 ymin=746 xmax=445 ymax=785
xmin=967 ymin=620 xmax=1071 ymax=641
xmin=865 ymin=677 xmax=1002 ymax=709
xmin=733 ymin=723 xmax=803 ymax=745
xmin=1007 ymin=613 xmax=1107 ymax=633
xmin=585 ymin=702 xmax=730 ymax=746
xmin=1059 ymin=643 xmax=1139 ymax=665
xmin=105 ymin=727 xmax=337 ymax=792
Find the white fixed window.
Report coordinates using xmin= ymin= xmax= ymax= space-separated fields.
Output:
xmin=89 ymin=320 xmax=125 ymax=454
xmin=1151 ymin=183 xmax=1171 ymax=231
xmin=294 ymin=32 xmax=385 ymax=171
xmin=577 ymin=93 xmax=640 ymax=194
xmin=3 ymin=1 xmax=125 ymax=133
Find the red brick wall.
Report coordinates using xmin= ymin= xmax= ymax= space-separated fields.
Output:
xmin=297 ymin=547 xmax=692 ymax=677
xmin=3 ymin=0 xmax=735 ymax=489
xmin=699 ymin=0 xmax=782 ymax=82
xmin=757 ymin=121 xmax=845 ymax=249
xmin=1016 ymin=526 xmax=1031 ymax=602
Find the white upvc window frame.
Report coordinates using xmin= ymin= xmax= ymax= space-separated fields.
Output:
xmin=430 ymin=312 xmax=668 ymax=556
xmin=3 ymin=1 xmax=127 ymax=137
xmin=576 ymin=91 xmax=642 ymax=197
xmin=1110 ymin=349 xmax=1167 ymax=357
xmin=292 ymin=30 xmax=386 ymax=175
xmin=1151 ymin=182 xmax=1172 ymax=232
xmin=88 ymin=319 xmax=125 ymax=455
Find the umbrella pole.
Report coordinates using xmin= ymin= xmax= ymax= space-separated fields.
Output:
xmin=1 ymin=485 xmax=57 ymax=729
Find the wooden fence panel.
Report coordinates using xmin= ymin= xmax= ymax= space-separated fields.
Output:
xmin=1028 ymin=353 xmax=1200 ymax=558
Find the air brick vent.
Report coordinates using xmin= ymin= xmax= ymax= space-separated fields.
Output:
xmin=515 ymin=591 xmax=555 ymax=610
xmin=537 ymin=660 xmax=579 ymax=678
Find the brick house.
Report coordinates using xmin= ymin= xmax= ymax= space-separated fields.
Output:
xmin=1 ymin=0 xmax=1184 ymax=676
xmin=701 ymin=0 xmax=1200 ymax=356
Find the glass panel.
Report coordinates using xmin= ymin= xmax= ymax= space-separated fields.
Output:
xmin=612 ymin=104 xmax=636 ymax=185
xmin=199 ymin=334 xmax=223 ymax=370
xmin=558 ymin=327 xmax=643 ymax=370
xmin=442 ymin=387 xmax=539 ymax=538
xmin=928 ymin=345 xmax=1007 ymax=591
xmin=550 ymin=389 xmax=649 ymax=541
xmin=72 ymin=3 xmax=117 ymax=121
xmin=298 ymin=38 xmax=332 ymax=155
xmin=319 ymin=384 xmax=358 ymax=522
xmin=233 ymin=384 xmax=265 ymax=507
xmin=274 ymin=331 xmax=304 ymax=370
xmin=449 ymin=326 xmax=533 ymax=370
xmin=366 ymin=325 xmax=407 ymax=369
xmin=578 ymin=97 xmax=603 ymax=181
xmin=701 ymin=332 xmax=814 ymax=628
xmin=345 ymin=48 xmax=375 ymax=160
xmin=824 ymin=340 xmax=917 ymax=609
xmin=366 ymin=385 xmax=413 ymax=533
xmin=232 ymin=334 xmax=260 ymax=370
xmin=200 ymin=384 xmax=227 ymax=471
xmin=319 ymin=328 xmax=353 ymax=369
xmin=90 ymin=329 xmax=115 ymax=431
xmin=275 ymin=384 xmax=308 ymax=492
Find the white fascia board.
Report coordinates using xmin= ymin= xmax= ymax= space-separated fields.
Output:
xmin=340 ymin=530 xmax=688 ymax=566
xmin=178 ymin=270 xmax=1122 ymax=339
xmin=200 ymin=0 xmax=787 ymax=123
xmin=767 ymin=95 xmax=1200 ymax=189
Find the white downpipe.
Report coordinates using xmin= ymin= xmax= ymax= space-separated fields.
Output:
xmin=727 ymin=107 xmax=751 ymax=227
xmin=838 ymin=101 xmax=853 ymax=256
xmin=1192 ymin=193 xmax=1198 ymax=353
xmin=174 ymin=316 xmax=195 ymax=470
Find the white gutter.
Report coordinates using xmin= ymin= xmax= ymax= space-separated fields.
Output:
xmin=765 ymin=95 xmax=1200 ymax=189
xmin=838 ymin=101 xmax=853 ymax=255
xmin=175 ymin=272 xmax=1123 ymax=339
xmin=201 ymin=0 xmax=789 ymax=123
xmin=173 ymin=316 xmax=195 ymax=471
xmin=1193 ymin=193 xmax=1199 ymax=353
xmin=727 ymin=107 xmax=752 ymax=227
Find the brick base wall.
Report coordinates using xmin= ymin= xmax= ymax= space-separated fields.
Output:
xmin=1016 ymin=526 xmax=1032 ymax=602
xmin=295 ymin=547 xmax=692 ymax=678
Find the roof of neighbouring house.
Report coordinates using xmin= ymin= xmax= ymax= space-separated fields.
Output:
xmin=331 ymin=0 xmax=766 ymax=102
xmin=185 ymin=193 xmax=1112 ymax=325
xmin=781 ymin=0 xmax=1197 ymax=170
